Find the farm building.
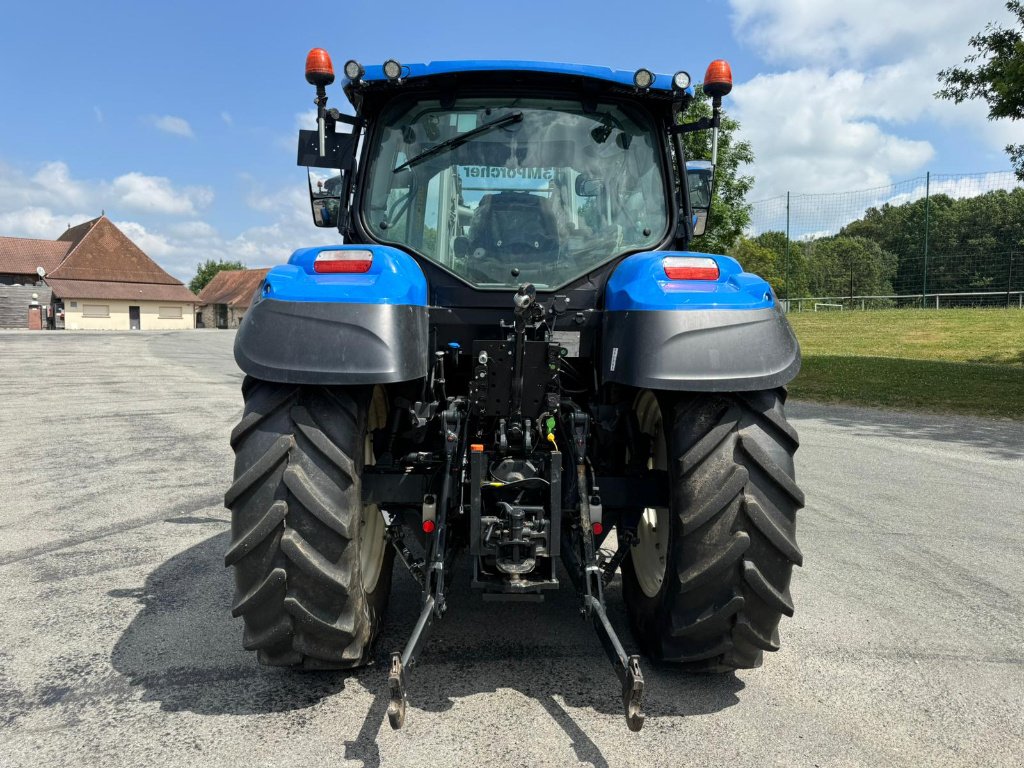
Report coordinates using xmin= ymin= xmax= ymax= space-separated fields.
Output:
xmin=0 ymin=216 xmax=196 ymax=330
xmin=196 ymin=268 xmax=269 ymax=328
xmin=0 ymin=236 xmax=67 ymax=328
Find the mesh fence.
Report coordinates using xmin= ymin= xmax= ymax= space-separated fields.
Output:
xmin=746 ymin=171 xmax=1024 ymax=310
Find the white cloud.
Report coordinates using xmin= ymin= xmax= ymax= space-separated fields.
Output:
xmin=733 ymin=68 xmax=934 ymax=200
xmin=220 ymin=111 xmax=233 ymax=125
xmin=295 ymin=110 xmax=318 ymax=131
xmin=113 ymin=220 xmax=176 ymax=258
xmin=246 ymin=183 xmax=309 ymax=214
xmin=93 ymin=106 xmax=103 ymax=124
xmin=726 ymin=0 xmax=1018 ymax=202
xmin=110 ymin=172 xmax=213 ymax=216
xmin=150 ymin=115 xmax=195 ymax=138
xmin=0 ymin=161 xmax=214 ymax=218
xmin=730 ymin=0 xmax=1011 ymax=67
xmin=0 ymin=207 xmax=94 ymax=240
xmin=168 ymin=220 xmax=218 ymax=238
xmin=30 ymin=161 xmax=93 ymax=208
xmin=886 ymin=172 xmax=1020 ymax=207
xmin=0 ymin=156 xmax=335 ymax=281
xmin=102 ymin=201 xmax=334 ymax=281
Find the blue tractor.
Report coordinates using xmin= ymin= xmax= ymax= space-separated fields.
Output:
xmin=225 ymin=51 xmax=803 ymax=732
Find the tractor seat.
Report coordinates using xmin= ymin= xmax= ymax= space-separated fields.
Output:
xmin=469 ymin=191 xmax=560 ymax=259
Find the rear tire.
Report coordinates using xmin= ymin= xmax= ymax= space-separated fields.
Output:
xmin=621 ymin=388 xmax=803 ymax=670
xmin=224 ymin=377 xmax=394 ymax=669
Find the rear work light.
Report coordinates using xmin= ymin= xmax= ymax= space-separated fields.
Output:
xmin=663 ymin=256 xmax=720 ymax=281
xmin=313 ymin=249 xmax=373 ymax=274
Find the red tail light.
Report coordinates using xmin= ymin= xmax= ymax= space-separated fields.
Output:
xmin=663 ymin=256 xmax=720 ymax=281
xmin=313 ymin=249 xmax=373 ymax=274
xmin=422 ymin=519 xmax=436 ymax=534
xmin=592 ymin=522 xmax=604 ymax=536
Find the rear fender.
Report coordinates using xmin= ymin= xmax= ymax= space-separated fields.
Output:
xmin=234 ymin=244 xmax=429 ymax=385
xmin=602 ymin=251 xmax=800 ymax=391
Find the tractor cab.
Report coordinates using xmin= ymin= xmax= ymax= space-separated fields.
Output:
xmin=299 ymin=58 xmax=726 ymax=295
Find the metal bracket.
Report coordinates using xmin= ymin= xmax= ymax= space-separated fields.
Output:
xmin=571 ymin=463 xmax=646 ymax=730
xmin=386 ymin=401 xmax=465 ymax=730
xmin=585 ymin=594 xmax=646 ymax=731
xmin=387 ymin=524 xmax=425 ymax=588
xmin=387 ymin=652 xmax=407 ymax=729
xmin=600 ymin=528 xmax=635 ymax=587
xmin=669 ymin=113 xmax=718 ymax=135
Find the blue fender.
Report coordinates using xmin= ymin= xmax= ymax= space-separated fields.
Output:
xmin=234 ymin=245 xmax=430 ymax=385
xmin=602 ymin=251 xmax=801 ymax=391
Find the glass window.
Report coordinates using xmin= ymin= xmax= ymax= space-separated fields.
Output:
xmin=363 ymin=97 xmax=669 ymax=289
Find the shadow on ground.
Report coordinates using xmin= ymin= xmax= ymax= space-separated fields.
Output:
xmin=111 ymin=532 xmax=744 ymax=766
xmin=789 ymin=399 xmax=1024 ymax=461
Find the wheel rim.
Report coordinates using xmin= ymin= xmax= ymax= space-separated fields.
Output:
xmin=359 ymin=396 xmax=387 ymax=594
xmin=633 ymin=392 xmax=670 ymax=599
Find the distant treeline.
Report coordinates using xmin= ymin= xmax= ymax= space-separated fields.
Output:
xmin=733 ymin=187 xmax=1024 ymax=298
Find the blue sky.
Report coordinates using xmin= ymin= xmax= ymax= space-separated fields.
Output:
xmin=0 ymin=0 xmax=1017 ymax=281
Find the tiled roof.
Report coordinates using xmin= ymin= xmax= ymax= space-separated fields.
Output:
xmin=196 ymin=268 xmax=270 ymax=308
xmin=57 ymin=217 xmax=100 ymax=250
xmin=48 ymin=217 xmax=183 ymax=285
xmin=46 ymin=278 xmax=197 ymax=302
xmin=0 ymin=237 xmax=72 ymax=276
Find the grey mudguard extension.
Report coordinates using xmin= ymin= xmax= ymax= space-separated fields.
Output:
xmin=602 ymin=306 xmax=800 ymax=391
xmin=235 ymin=299 xmax=428 ymax=385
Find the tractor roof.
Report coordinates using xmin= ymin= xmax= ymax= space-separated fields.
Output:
xmin=352 ymin=60 xmax=685 ymax=94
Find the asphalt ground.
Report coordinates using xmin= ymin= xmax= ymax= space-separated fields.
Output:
xmin=0 ymin=329 xmax=1021 ymax=768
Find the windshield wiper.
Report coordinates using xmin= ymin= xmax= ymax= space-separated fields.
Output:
xmin=393 ymin=112 xmax=523 ymax=173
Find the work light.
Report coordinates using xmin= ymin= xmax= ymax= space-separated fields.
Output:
xmin=344 ymin=59 xmax=364 ymax=81
xmin=672 ymin=71 xmax=691 ymax=90
xmin=633 ymin=68 xmax=654 ymax=89
xmin=383 ymin=59 xmax=403 ymax=81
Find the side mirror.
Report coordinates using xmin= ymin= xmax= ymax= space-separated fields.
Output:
xmin=686 ymin=160 xmax=714 ymax=237
xmin=311 ymin=198 xmax=339 ymax=228
xmin=574 ymin=175 xmax=604 ymax=197
xmin=308 ymin=169 xmax=343 ymax=229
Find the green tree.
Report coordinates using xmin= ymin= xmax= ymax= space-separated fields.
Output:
xmin=730 ymin=231 xmax=810 ymax=298
xmin=843 ymin=188 xmax=1024 ymax=294
xmin=679 ymin=89 xmax=755 ymax=253
xmin=936 ymin=1 xmax=1024 ymax=179
xmin=189 ymin=259 xmax=246 ymax=294
xmin=801 ymin=236 xmax=898 ymax=298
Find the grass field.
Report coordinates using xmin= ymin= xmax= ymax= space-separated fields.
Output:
xmin=786 ymin=309 xmax=1024 ymax=418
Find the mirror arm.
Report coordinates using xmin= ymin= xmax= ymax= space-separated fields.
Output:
xmin=327 ymin=110 xmax=364 ymax=129
xmin=673 ymin=133 xmax=692 ymax=244
xmin=670 ymin=116 xmax=713 ymax=135
xmin=338 ymin=173 xmax=354 ymax=236
xmin=670 ymin=105 xmax=720 ymax=136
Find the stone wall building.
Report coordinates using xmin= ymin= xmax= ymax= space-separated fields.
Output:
xmin=196 ymin=268 xmax=269 ymax=329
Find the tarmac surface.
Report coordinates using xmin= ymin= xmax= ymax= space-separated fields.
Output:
xmin=0 ymin=329 xmax=1021 ymax=768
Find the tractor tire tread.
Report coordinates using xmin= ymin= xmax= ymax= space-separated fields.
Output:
xmin=623 ymin=387 xmax=803 ymax=671
xmin=225 ymin=377 xmax=390 ymax=669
